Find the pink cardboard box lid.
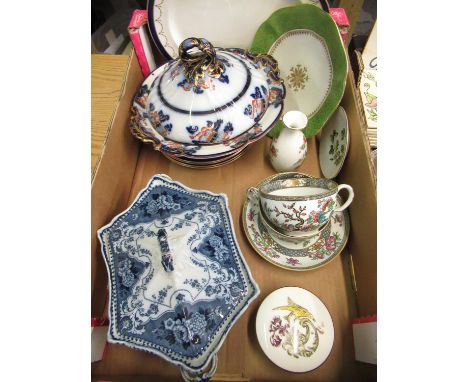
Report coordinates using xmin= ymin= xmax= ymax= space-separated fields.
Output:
xmin=329 ymin=8 xmax=350 ymax=27
xmin=128 ymin=9 xmax=157 ymax=77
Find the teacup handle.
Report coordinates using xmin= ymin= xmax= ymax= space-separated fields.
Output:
xmin=247 ymin=187 xmax=259 ymax=197
xmin=334 ymin=184 xmax=354 ymax=212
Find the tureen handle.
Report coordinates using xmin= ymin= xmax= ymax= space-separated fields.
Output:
xmin=179 ymin=38 xmax=225 ymax=84
xmin=157 ymin=229 xmax=174 ymax=272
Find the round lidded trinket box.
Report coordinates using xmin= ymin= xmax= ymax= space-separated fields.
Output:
xmin=256 ymin=287 xmax=334 ymax=372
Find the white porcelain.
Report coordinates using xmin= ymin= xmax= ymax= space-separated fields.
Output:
xmin=259 ymin=176 xmax=354 ymax=234
xmin=131 ymin=42 xmax=286 ymax=159
xmin=271 ymin=31 xmax=332 ymax=118
xmin=319 ymin=106 xmax=349 ymax=179
xmin=269 ymin=111 xmax=308 ymax=172
xmin=147 ymin=0 xmax=324 ymax=60
xmin=133 ymin=38 xmax=283 ymax=145
xmin=132 ymin=64 xmax=284 ymax=159
xmin=98 ymin=175 xmax=259 ymax=380
xmin=243 ymin=182 xmax=350 ymax=271
xmin=258 ymin=205 xmax=329 ymax=249
xmin=251 ymin=4 xmax=348 ymax=137
xmin=256 ymin=287 xmax=334 ymax=372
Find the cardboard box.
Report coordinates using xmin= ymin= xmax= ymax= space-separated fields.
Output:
xmin=91 ymin=51 xmax=377 ymax=381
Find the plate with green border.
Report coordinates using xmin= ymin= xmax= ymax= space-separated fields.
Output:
xmin=250 ymin=4 xmax=348 ymax=138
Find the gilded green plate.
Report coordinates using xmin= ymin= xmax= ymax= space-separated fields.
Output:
xmin=251 ymin=4 xmax=347 ymax=137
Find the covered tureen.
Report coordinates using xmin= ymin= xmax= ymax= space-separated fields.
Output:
xmin=130 ymin=37 xmax=285 ymax=158
xmin=98 ymin=175 xmax=259 ymax=381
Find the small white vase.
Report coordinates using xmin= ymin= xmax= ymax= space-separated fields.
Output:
xmin=269 ymin=111 xmax=308 ymax=172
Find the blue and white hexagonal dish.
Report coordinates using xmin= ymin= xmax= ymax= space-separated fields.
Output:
xmin=98 ymin=174 xmax=259 ymax=376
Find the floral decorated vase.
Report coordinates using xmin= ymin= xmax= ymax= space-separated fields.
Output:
xmin=269 ymin=110 xmax=308 ymax=172
xmin=258 ymin=176 xmax=354 ymax=234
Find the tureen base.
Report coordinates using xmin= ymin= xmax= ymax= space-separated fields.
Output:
xmin=180 ymin=354 xmax=218 ymax=382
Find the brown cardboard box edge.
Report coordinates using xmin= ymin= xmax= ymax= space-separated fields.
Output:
xmin=91 ymin=53 xmax=377 ymax=380
xmin=338 ymin=70 xmax=377 ymax=317
xmin=91 ymin=51 xmax=143 ymax=315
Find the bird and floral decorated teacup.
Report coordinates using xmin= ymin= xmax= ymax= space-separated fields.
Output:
xmin=257 ymin=176 xmax=353 ymax=234
xmin=258 ymin=203 xmax=331 ymax=247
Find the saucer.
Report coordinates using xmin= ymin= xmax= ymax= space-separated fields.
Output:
xmin=319 ymin=106 xmax=349 ymax=179
xmin=256 ymin=287 xmax=334 ymax=372
xmin=258 ymin=206 xmax=331 ymax=249
xmin=242 ymin=183 xmax=349 ymax=270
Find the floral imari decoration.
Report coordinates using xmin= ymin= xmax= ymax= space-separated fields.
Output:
xmin=134 ymin=84 xmax=150 ymax=108
xmin=269 ymin=297 xmax=324 ymax=358
xmin=177 ymin=73 xmax=230 ymax=94
xmin=328 ymin=128 xmax=346 ymax=166
xmin=244 ymin=85 xmax=268 ymax=122
xmin=185 ymin=119 xmax=234 ymax=144
xmin=99 ymin=176 xmax=258 ymax=369
xmin=144 ymin=104 xmax=173 ymax=137
xmin=287 ymin=64 xmax=309 ymax=92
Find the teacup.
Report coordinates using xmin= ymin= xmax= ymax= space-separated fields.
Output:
xmin=258 ymin=176 xmax=353 ymax=234
xmin=258 ymin=205 xmax=331 ymax=246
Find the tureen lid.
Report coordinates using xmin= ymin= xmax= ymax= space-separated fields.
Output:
xmin=144 ymin=37 xmax=281 ymax=145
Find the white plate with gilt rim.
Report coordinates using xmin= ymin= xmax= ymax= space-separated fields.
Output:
xmin=147 ymin=0 xmax=326 ymax=60
xmin=256 ymin=286 xmax=334 ymax=372
xmin=242 ymin=184 xmax=350 ymax=271
xmin=319 ymin=106 xmax=349 ymax=179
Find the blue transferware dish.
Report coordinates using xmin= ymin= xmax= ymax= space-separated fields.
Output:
xmin=130 ymin=37 xmax=285 ymax=158
xmin=98 ymin=174 xmax=259 ymax=381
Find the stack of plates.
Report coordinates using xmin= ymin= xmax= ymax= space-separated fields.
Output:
xmin=161 ymin=147 xmax=246 ymax=169
xmin=147 ymin=1 xmax=326 ymax=61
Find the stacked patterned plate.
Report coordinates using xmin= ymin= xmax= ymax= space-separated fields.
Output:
xmin=130 ymin=38 xmax=285 ymax=168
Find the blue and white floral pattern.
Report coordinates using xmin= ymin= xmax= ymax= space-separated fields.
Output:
xmin=98 ymin=175 xmax=259 ymax=373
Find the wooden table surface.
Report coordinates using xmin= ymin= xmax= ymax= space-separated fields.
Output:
xmin=91 ymin=54 xmax=130 ymax=179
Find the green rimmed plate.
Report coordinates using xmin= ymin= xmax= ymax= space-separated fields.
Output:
xmin=251 ymin=4 xmax=348 ymax=137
